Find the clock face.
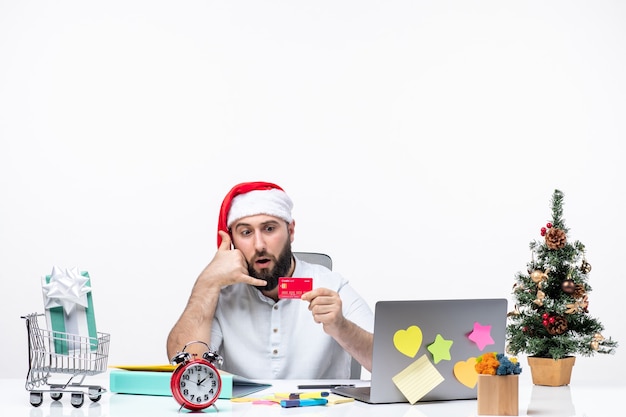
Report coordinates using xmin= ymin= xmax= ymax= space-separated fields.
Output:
xmin=172 ymin=361 xmax=221 ymax=410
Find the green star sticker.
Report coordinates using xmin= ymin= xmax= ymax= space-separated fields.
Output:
xmin=427 ymin=334 xmax=454 ymax=364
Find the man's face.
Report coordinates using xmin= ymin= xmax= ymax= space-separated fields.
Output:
xmin=230 ymin=214 xmax=295 ymax=291
xmin=247 ymin=238 xmax=293 ymax=291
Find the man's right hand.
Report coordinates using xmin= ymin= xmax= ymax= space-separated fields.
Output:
xmin=168 ymin=231 xmax=266 ymax=360
xmin=194 ymin=231 xmax=266 ymax=292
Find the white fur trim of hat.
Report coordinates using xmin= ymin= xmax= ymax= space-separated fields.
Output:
xmin=226 ymin=188 xmax=293 ymax=227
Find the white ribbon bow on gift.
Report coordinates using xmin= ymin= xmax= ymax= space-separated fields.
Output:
xmin=42 ymin=266 xmax=91 ymax=315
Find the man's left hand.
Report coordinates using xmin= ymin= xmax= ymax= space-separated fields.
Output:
xmin=301 ymin=288 xmax=346 ymax=335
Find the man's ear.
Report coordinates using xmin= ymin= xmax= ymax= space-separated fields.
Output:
xmin=288 ymin=220 xmax=296 ymax=243
xmin=228 ymin=229 xmax=235 ymax=249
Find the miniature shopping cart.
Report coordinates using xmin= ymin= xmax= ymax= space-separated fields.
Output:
xmin=22 ymin=313 xmax=110 ymax=408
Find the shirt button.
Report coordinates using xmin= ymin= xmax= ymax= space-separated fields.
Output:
xmin=273 ymin=328 xmax=278 ymax=333
xmin=273 ymin=305 xmax=278 ymax=310
xmin=273 ymin=349 xmax=278 ymax=355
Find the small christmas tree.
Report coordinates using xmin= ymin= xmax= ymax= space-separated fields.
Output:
xmin=506 ymin=189 xmax=617 ymax=359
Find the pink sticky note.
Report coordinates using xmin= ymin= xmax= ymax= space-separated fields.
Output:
xmin=252 ymin=400 xmax=279 ymax=405
xmin=467 ymin=322 xmax=494 ymax=351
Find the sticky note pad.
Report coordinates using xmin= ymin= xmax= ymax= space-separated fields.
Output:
xmin=278 ymin=277 xmax=312 ymax=299
xmin=325 ymin=394 xmax=355 ymax=405
xmin=392 ymin=354 xmax=445 ymax=404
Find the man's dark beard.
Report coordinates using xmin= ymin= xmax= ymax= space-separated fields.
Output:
xmin=248 ymin=241 xmax=293 ymax=292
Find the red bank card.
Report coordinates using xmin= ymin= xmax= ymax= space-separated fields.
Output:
xmin=278 ymin=277 xmax=313 ymax=299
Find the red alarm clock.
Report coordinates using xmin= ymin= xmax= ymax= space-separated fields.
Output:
xmin=170 ymin=341 xmax=223 ymax=411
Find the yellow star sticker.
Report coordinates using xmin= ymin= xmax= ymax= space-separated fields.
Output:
xmin=427 ymin=334 xmax=454 ymax=364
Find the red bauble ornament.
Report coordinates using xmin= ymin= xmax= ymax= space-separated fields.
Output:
xmin=541 ymin=227 xmax=547 ymax=236
xmin=546 ymin=222 xmax=552 ymax=228
xmin=542 ymin=313 xmax=549 ymax=319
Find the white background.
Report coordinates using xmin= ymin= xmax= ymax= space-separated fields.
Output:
xmin=1 ymin=1 xmax=624 ymax=383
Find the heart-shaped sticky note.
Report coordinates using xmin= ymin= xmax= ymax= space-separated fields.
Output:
xmin=453 ymin=357 xmax=478 ymax=389
xmin=393 ymin=325 xmax=423 ymax=358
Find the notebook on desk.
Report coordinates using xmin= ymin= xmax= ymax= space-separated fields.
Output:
xmin=109 ymin=365 xmax=271 ymax=399
xmin=332 ymin=298 xmax=507 ymax=404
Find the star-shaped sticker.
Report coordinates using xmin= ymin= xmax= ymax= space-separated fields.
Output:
xmin=42 ymin=266 xmax=91 ymax=314
xmin=427 ymin=334 xmax=454 ymax=364
xmin=468 ymin=322 xmax=494 ymax=351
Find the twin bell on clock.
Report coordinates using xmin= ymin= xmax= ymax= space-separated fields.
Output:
xmin=170 ymin=341 xmax=223 ymax=411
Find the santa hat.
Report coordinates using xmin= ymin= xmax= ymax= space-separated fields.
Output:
xmin=217 ymin=181 xmax=293 ymax=247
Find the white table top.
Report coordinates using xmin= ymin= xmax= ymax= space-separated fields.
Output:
xmin=0 ymin=371 xmax=624 ymax=416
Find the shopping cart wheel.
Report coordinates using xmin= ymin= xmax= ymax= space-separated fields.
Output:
xmin=50 ymin=385 xmax=63 ymax=401
xmin=70 ymin=392 xmax=84 ymax=408
xmin=88 ymin=386 xmax=103 ymax=402
xmin=29 ymin=391 xmax=43 ymax=407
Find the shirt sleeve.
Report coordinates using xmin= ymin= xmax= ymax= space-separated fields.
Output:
xmin=295 ymin=258 xmax=375 ymax=334
xmin=338 ymin=281 xmax=375 ymax=333
xmin=210 ymin=313 xmax=224 ymax=352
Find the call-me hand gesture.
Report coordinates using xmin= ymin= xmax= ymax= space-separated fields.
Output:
xmin=194 ymin=231 xmax=266 ymax=293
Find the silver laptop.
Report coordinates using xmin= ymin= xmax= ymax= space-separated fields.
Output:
xmin=333 ymin=298 xmax=507 ymax=404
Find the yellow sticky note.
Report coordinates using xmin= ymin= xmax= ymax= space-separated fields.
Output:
xmin=391 ymin=354 xmax=445 ymax=404
xmin=393 ymin=325 xmax=423 ymax=358
xmin=325 ymin=394 xmax=355 ymax=405
xmin=109 ymin=364 xmax=177 ymax=372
